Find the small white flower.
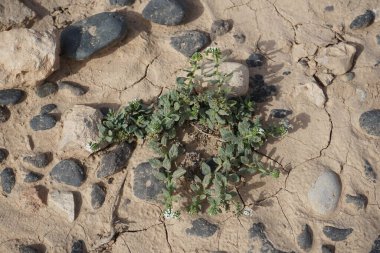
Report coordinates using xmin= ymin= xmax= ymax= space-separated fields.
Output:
xmin=242 ymin=207 xmax=253 ymax=216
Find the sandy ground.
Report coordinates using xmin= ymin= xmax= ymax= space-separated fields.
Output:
xmin=0 ymin=0 xmax=380 ymax=252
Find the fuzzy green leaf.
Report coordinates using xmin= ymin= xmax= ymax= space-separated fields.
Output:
xmin=201 ymin=162 xmax=211 ymax=175
xmin=149 ymin=158 xmax=162 ymax=169
xmin=153 ymin=171 xmax=166 ymax=181
xmin=168 ymin=144 xmax=179 ymax=160
xmin=172 ymin=168 xmax=186 ymax=179
xmin=163 ymin=156 xmax=171 ymax=171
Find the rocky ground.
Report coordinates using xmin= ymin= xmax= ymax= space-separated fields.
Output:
xmin=0 ymin=0 xmax=380 ymax=252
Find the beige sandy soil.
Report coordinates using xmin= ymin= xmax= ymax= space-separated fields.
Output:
xmin=0 ymin=0 xmax=380 ymax=252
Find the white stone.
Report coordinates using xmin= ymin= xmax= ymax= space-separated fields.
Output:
xmin=315 ymin=43 xmax=356 ymax=75
xmin=308 ymin=170 xmax=342 ymax=215
xmin=0 ymin=28 xmax=59 ymax=87
xmin=0 ymin=0 xmax=36 ymax=31
xmin=49 ymin=190 xmax=75 ymax=222
xmin=301 ymin=81 xmax=326 ymax=108
xmin=59 ymin=105 xmax=103 ymax=154
xmin=195 ymin=62 xmax=249 ymax=97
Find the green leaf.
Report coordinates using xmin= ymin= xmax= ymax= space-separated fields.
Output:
xmin=163 ymin=156 xmax=171 ymax=171
xmin=218 ymin=109 xmax=229 ymax=116
xmin=153 ymin=171 xmax=166 ymax=181
xmin=201 ymin=162 xmax=211 ymax=175
xmin=202 ymin=174 xmax=211 ymax=188
xmin=149 ymin=158 xmax=162 ymax=169
xmin=228 ymin=173 xmax=240 ymax=183
xmin=190 ymin=183 xmax=199 ymax=192
xmin=168 ymin=144 xmax=179 ymax=160
xmin=172 ymin=168 xmax=186 ymax=179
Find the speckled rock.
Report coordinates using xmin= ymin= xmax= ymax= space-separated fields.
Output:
xmin=345 ymin=193 xmax=367 ymax=209
xmin=350 ymin=10 xmax=375 ymax=30
xmin=359 ymin=110 xmax=380 ymax=137
xmin=142 ymin=0 xmax=185 ymax=26
xmin=40 ymin=104 xmax=57 ymax=115
xmin=91 ymin=183 xmax=106 ymax=209
xmin=36 ymin=82 xmax=58 ymax=98
xmin=364 ymin=160 xmax=377 ymax=182
xmin=71 ymin=240 xmax=86 ymax=253
xmin=170 ymin=30 xmax=210 ymax=57
xmin=23 ymin=152 xmax=52 ymax=168
xmin=211 ymin=19 xmax=232 ymax=37
xmin=30 ymin=114 xmax=56 ymax=131
xmin=323 ymin=226 xmax=353 ymax=241
xmin=0 ymin=89 xmax=25 ymax=105
xmin=1 ymin=167 xmax=15 ymax=194
xmin=233 ymin=32 xmax=246 ymax=43
xmin=133 ymin=162 xmax=164 ymax=200
xmin=97 ymin=142 xmax=133 ymax=178
xmin=308 ymin=170 xmax=341 ymax=215
xmin=370 ymin=236 xmax=380 ymax=253
xmin=186 ymin=218 xmax=218 ymax=237
xmin=60 ymin=12 xmax=128 ymax=60
xmin=49 ymin=190 xmax=75 ymax=222
xmin=24 ymin=171 xmax=44 ymax=183
xmin=297 ymin=224 xmax=313 ymax=250
xmin=0 ymin=148 xmax=8 ymax=163
xmin=50 ymin=159 xmax=85 ymax=187
xmin=0 ymin=106 xmax=10 ymax=122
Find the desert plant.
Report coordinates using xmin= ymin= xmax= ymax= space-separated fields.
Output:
xmin=91 ymin=47 xmax=291 ymax=218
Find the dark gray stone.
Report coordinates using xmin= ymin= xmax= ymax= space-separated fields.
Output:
xmin=283 ymin=71 xmax=291 ymax=75
xmin=58 ymin=81 xmax=87 ymax=96
xmin=170 ymin=30 xmax=210 ymax=57
xmin=36 ymin=82 xmax=58 ymax=98
xmin=377 ymin=35 xmax=380 ymax=45
xmin=30 ymin=114 xmax=57 ymax=131
xmin=364 ymin=160 xmax=377 ymax=182
xmin=61 ymin=12 xmax=128 ymax=60
xmin=186 ymin=218 xmax=218 ymax=237
xmin=350 ymin=10 xmax=375 ymax=30
xmin=233 ymin=32 xmax=246 ymax=44
xmin=142 ymin=0 xmax=185 ymax=26
xmin=91 ymin=183 xmax=106 ymax=209
xmin=0 ymin=89 xmax=25 ymax=105
xmin=344 ymin=72 xmax=355 ymax=81
xmin=297 ymin=224 xmax=313 ymax=250
xmin=322 ymin=245 xmax=335 ymax=253
xmin=0 ymin=148 xmax=8 ymax=163
xmin=109 ymin=0 xmax=135 ymax=6
xmin=97 ymin=142 xmax=133 ymax=178
xmin=345 ymin=193 xmax=367 ymax=209
xmin=249 ymin=75 xmax=277 ymax=103
xmin=24 ymin=171 xmax=44 ymax=183
xmin=23 ymin=152 xmax=52 ymax=168
xmin=322 ymin=226 xmax=353 ymax=241
xmin=246 ymin=53 xmax=265 ymax=67
xmin=1 ymin=167 xmax=15 ymax=194
xmin=0 ymin=106 xmax=10 ymax=122
xmin=211 ymin=19 xmax=232 ymax=37
xmin=50 ymin=159 xmax=85 ymax=187
xmin=133 ymin=162 xmax=164 ymax=200
xmin=40 ymin=104 xmax=57 ymax=115
xmin=19 ymin=246 xmax=39 ymax=253
xmin=370 ymin=236 xmax=380 ymax=253
xmin=359 ymin=110 xmax=380 ymax=136
xmin=249 ymin=223 xmax=293 ymax=253
xmin=270 ymin=109 xmax=293 ymax=118
xmin=325 ymin=6 xmax=334 ymax=12
xmin=71 ymin=240 xmax=85 ymax=253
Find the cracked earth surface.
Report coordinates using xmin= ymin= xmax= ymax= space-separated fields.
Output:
xmin=1 ymin=0 xmax=380 ymax=252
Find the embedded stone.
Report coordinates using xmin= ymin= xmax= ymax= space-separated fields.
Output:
xmin=0 ymin=106 xmax=10 ymax=122
xmin=50 ymin=159 xmax=85 ymax=187
xmin=49 ymin=190 xmax=75 ymax=222
xmin=36 ymin=82 xmax=58 ymax=98
xmin=30 ymin=114 xmax=56 ymax=131
xmin=97 ymin=142 xmax=133 ymax=178
xmin=350 ymin=10 xmax=375 ymax=30
xmin=170 ymin=30 xmax=210 ymax=57
xmin=0 ymin=89 xmax=25 ymax=105
xmin=186 ymin=218 xmax=218 ymax=237
xmin=297 ymin=224 xmax=313 ymax=250
xmin=23 ymin=152 xmax=52 ymax=168
xmin=359 ymin=110 xmax=380 ymax=137
xmin=1 ymin=167 xmax=15 ymax=194
xmin=91 ymin=183 xmax=106 ymax=209
xmin=323 ymin=226 xmax=353 ymax=241
xmin=133 ymin=162 xmax=164 ymax=200
xmin=142 ymin=0 xmax=185 ymax=26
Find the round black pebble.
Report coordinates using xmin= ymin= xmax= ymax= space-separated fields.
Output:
xmin=0 ymin=89 xmax=25 ymax=105
xmin=142 ymin=0 xmax=185 ymax=26
xmin=91 ymin=183 xmax=106 ymax=209
xmin=1 ymin=167 xmax=15 ymax=194
xmin=350 ymin=10 xmax=375 ymax=30
xmin=30 ymin=114 xmax=57 ymax=131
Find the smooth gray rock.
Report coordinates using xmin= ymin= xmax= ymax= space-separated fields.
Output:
xmin=345 ymin=193 xmax=367 ymax=209
xmin=109 ymin=0 xmax=135 ymax=6
xmin=370 ymin=236 xmax=380 ymax=253
xmin=142 ymin=0 xmax=185 ymax=26
xmin=186 ymin=218 xmax=218 ymax=237
xmin=322 ymin=245 xmax=335 ymax=253
xmin=36 ymin=82 xmax=58 ymax=98
xmin=0 ymin=89 xmax=25 ymax=105
xmin=350 ymin=10 xmax=375 ymax=30
xmin=0 ymin=148 xmax=8 ymax=163
xmin=133 ymin=162 xmax=164 ymax=200
xmin=61 ymin=12 xmax=128 ymax=60
xmin=170 ymin=30 xmax=210 ymax=57
xmin=97 ymin=142 xmax=133 ymax=178
xmin=58 ymin=81 xmax=87 ymax=96
xmin=297 ymin=224 xmax=313 ymax=250
xmin=91 ymin=183 xmax=106 ymax=209
xmin=359 ymin=110 xmax=380 ymax=137
xmin=364 ymin=160 xmax=377 ymax=182
xmin=30 ymin=114 xmax=56 ymax=131
xmin=1 ymin=167 xmax=15 ymax=194
xmin=50 ymin=159 xmax=85 ymax=187
xmin=323 ymin=226 xmax=353 ymax=241
xmin=270 ymin=109 xmax=293 ymax=118
xmin=40 ymin=104 xmax=57 ymax=115
xmin=23 ymin=152 xmax=52 ymax=168
xmin=211 ymin=19 xmax=232 ymax=37
xmin=0 ymin=106 xmax=10 ymax=122
xmin=71 ymin=240 xmax=85 ymax=253
xmin=308 ymin=170 xmax=341 ymax=215
xmin=24 ymin=171 xmax=44 ymax=183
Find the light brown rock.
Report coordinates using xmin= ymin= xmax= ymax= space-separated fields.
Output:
xmin=0 ymin=28 xmax=59 ymax=87
xmin=315 ymin=43 xmax=356 ymax=75
xmin=59 ymin=105 xmax=103 ymax=154
xmin=315 ymin=72 xmax=335 ymax=86
xmin=49 ymin=190 xmax=75 ymax=222
xmin=0 ymin=0 xmax=35 ymax=31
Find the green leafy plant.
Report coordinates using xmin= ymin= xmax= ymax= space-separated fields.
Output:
xmin=91 ymin=47 xmax=291 ymax=218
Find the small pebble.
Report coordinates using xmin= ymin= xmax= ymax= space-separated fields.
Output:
xmin=186 ymin=218 xmax=218 ymax=237
xmin=233 ymin=32 xmax=246 ymax=44
xmin=71 ymin=240 xmax=86 ymax=253
xmin=24 ymin=171 xmax=44 ymax=183
xmin=30 ymin=114 xmax=57 ymax=131
xmin=97 ymin=142 xmax=133 ymax=178
xmin=270 ymin=109 xmax=293 ymax=118
xmin=91 ymin=183 xmax=106 ymax=209
xmin=322 ymin=245 xmax=335 ymax=253
xmin=345 ymin=193 xmax=367 ymax=209
xmin=0 ymin=106 xmax=10 ymax=123
xmin=170 ymin=30 xmax=210 ymax=57
xmin=283 ymin=71 xmax=291 ymax=75
xmin=142 ymin=0 xmax=185 ymax=26
xmin=36 ymin=82 xmax=58 ymax=98
xmin=370 ymin=236 xmax=380 ymax=253
xmin=109 ymin=0 xmax=135 ymax=6
xmin=50 ymin=159 xmax=85 ymax=187
xmin=0 ymin=89 xmax=25 ymax=105
xmin=1 ymin=167 xmax=15 ymax=194
xmin=325 ymin=6 xmax=334 ymax=12
xmin=0 ymin=148 xmax=8 ymax=163
xmin=323 ymin=226 xmax=353 ymax=241
xmin=246 ymin=53 xmax=265 ymax=67
xmin=364 ymin=160 xmax=377 ymax=182
xmin=359 ymin=110 xmax=380 ymax=137
xmin=297 ymin=224 xmax=313 ymax=250
xmin=40 ymin=104 xmax=57 ymax=115
xmin=58 ymin=81 xmax=87 ymax=96
xmin=23 ymin=152 xmax=52 ymax=168
xmin=342 ymin=72 xmax=355 ymax=81
xmin=211 ymin=19 xmax=232 ymax=37
xmin=350 ymin=10 xmax=375 ymax=30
